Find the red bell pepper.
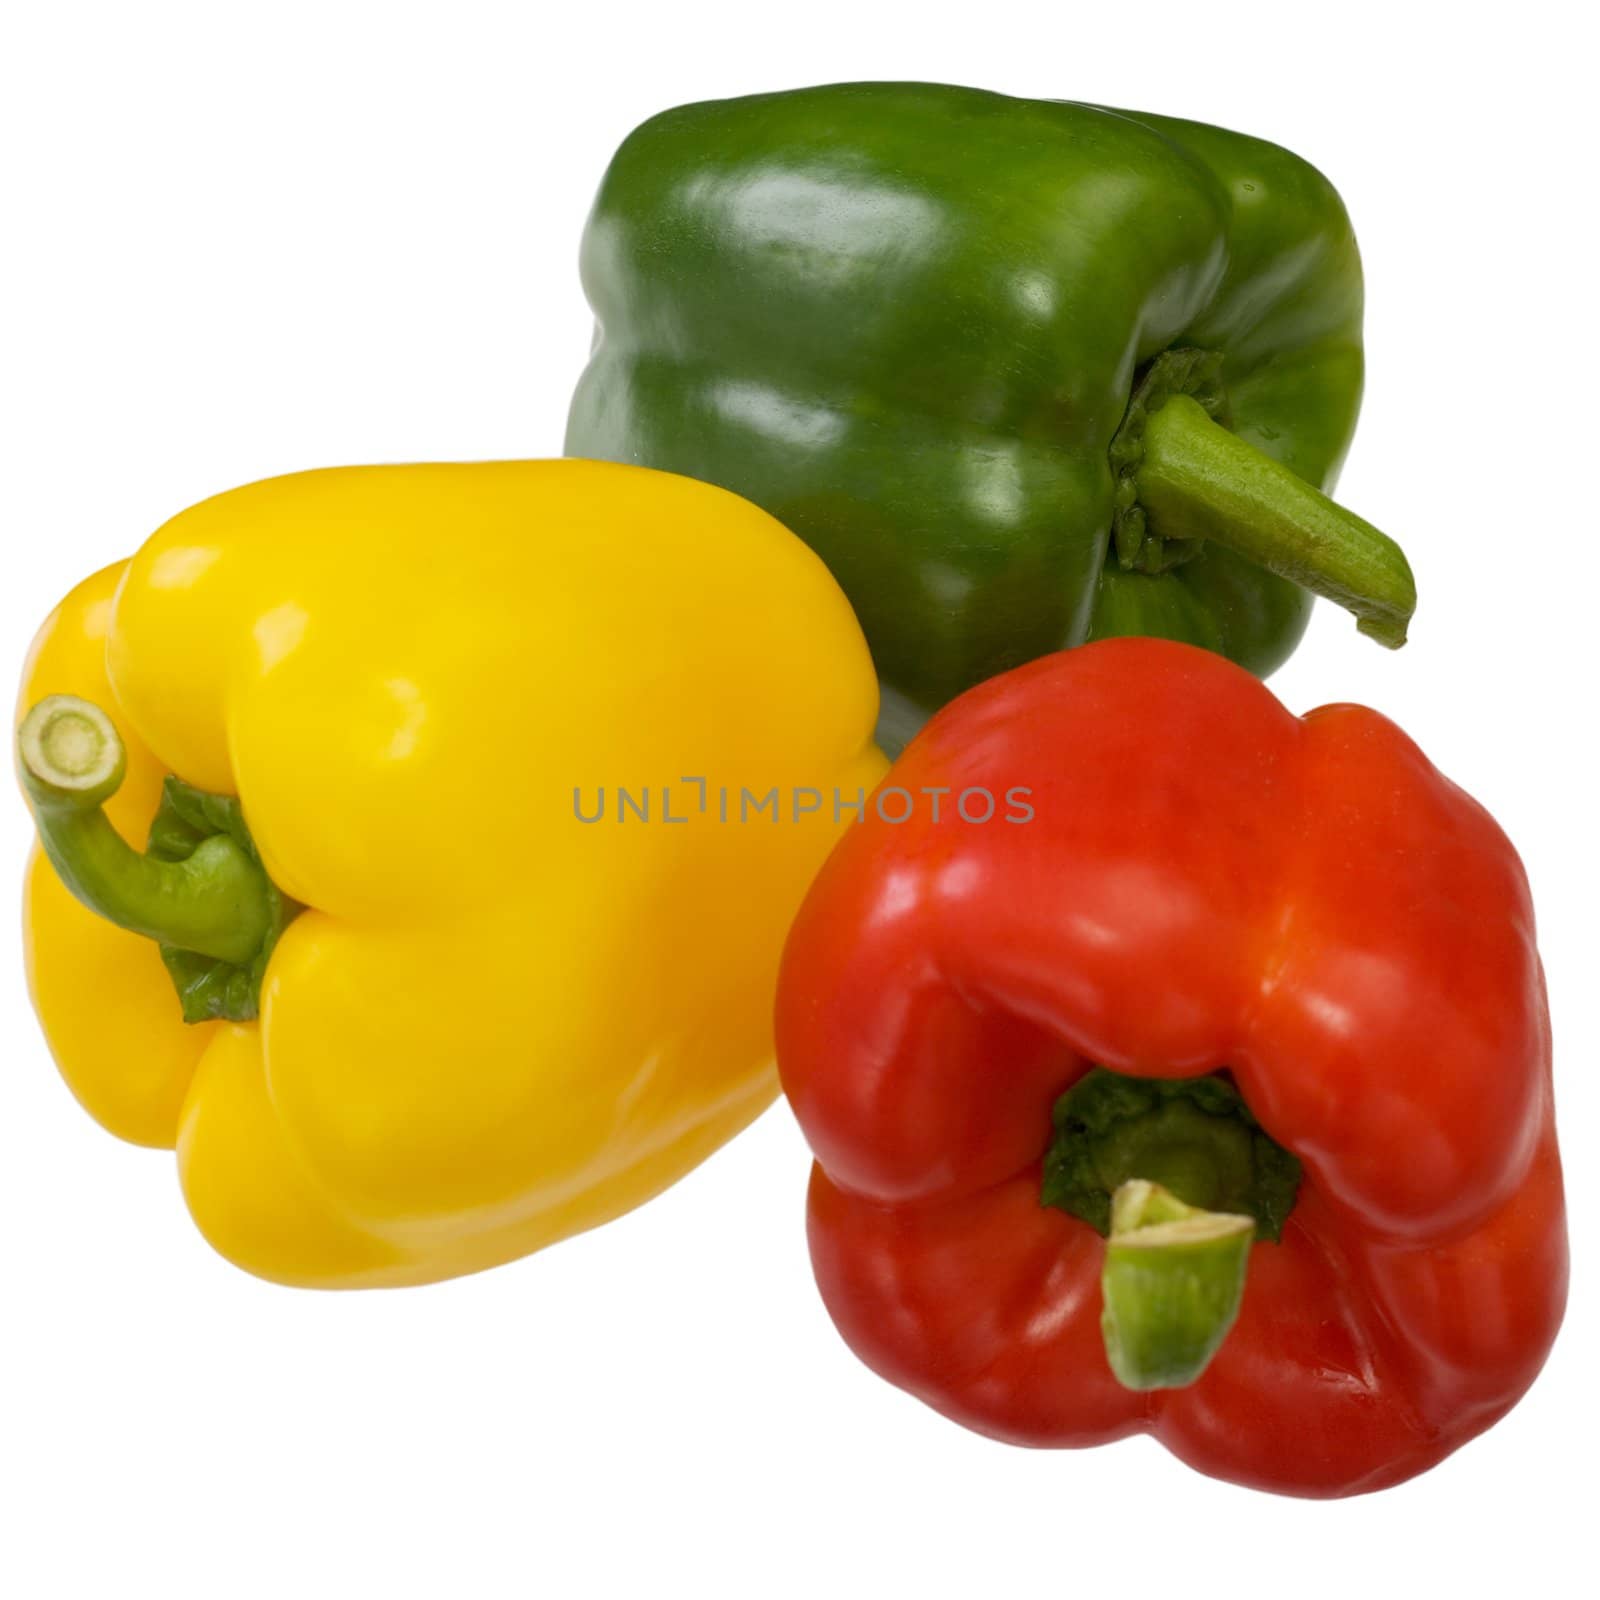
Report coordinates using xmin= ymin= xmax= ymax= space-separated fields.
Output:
xmin=776 ymin=638 xmax=1566 ymax=1497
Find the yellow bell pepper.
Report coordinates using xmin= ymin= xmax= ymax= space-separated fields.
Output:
xmin=16 ymin=459 xmax=885 ymax=1287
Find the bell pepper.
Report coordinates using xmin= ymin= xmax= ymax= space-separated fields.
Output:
xmin=567 ymin=81 xmax=1417 ymax=751
xmin=17 ymin=458 xmax=884 ymax=1288
xmin=775 ymin=637 xmax=1565 ymax=1497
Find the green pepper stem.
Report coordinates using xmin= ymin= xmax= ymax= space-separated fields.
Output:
xmin=17 ymin=695 xmax=273 ymax=966
xmin=1100 ymin=1179 xmax=1254 ymax=1391
xmin=1137 ymin=393 xmax=1416 ymax=648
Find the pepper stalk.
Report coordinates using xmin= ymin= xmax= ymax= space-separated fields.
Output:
xmin=1100 ymin=1180 xmax=1254 ymax=1390
xmin=1110 ymin=347 xmax=1417 ymax=648
xmin=17 ymin=694 xmax=293 ymax=1021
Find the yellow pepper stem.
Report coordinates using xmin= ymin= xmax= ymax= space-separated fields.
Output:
xmin=17 ymin=694 xmax=274 ymax=967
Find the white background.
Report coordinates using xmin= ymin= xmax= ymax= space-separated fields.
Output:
xmin=2 ymin=4 xmax=1594 ymax=1595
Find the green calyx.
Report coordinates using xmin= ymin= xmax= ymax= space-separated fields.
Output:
xmin=1109 ymin=348 xmax=1231 ymax=576
xmin=1108 ymin=347 xmax=1417 ymax=648
xmin=145 ymin=776 xmax=299 ymax=1022
xmin=17 ymin=694 xmax=297 ymax=1023
xmin=1042 ymin=1066 xmax=1301 ymax=1239
xmin=1042 ymin=1066 xmax=1302 ymax=1391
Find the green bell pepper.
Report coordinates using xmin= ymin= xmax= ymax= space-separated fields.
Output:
xmin=567 ymin=82 xmax=1416 ymax=750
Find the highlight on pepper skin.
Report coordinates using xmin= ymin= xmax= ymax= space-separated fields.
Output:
xmin=774 ymin=636 xmax=1566 ymax=1499
xmin=14 ymin=457 xmax=886 ymax=1289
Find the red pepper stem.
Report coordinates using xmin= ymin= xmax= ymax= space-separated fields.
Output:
xmin=17 ymin=694 xmax=273 ymax=966
xmin=1100 ymin=1180 xmax=1254 ymax=1391
xmin=1136 ymin=393 xmax=1416 ymax=649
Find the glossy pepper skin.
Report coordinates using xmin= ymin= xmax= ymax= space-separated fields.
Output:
xmin=775 ymin=639 xmax=1565 ymax=1497
xmin=568 ymin=83 xmax=1413 ymax=752
xmin=18 ymin=459 xmax=884 ymax=1288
